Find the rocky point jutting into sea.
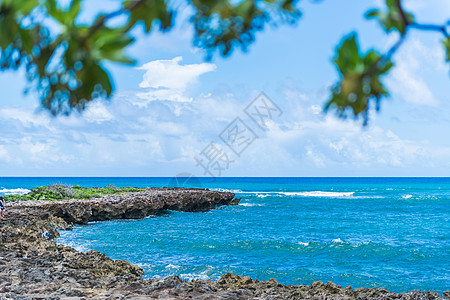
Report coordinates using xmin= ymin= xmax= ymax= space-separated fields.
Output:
xmin=0 ymin=187 xmax=448 ymax=299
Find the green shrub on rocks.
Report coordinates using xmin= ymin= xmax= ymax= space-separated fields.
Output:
xmin=4 ymin=184 xmax=146 ymax=202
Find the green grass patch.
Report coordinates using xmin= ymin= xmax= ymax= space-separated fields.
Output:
xmin=4 ymin=184 xmax=146 ymax=202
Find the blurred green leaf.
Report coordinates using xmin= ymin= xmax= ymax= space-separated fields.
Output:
xmin=2 ymin=0 xmax=447 ymax=123
xmin=334 ymin=34 xmax=361 ymax=74
xmin=191 ymin=0 xmax=300 ymax=56
xmin=0 ymin=0 xmax=302 ymax=115
xmin=92 ymin=27 xmax=135 ymax=64
xmin=125 ymin=0 xmax=173 ymax=33
xmin=68 ymin=0 xmax=81 ymax=21
xmin=15 ymin=0 xmax=39 ymax=16
xmin=325 ymin=33 xmax=393 ymax=124
xmin=443 ymin=38 xmax=450 ymax=62
xmin=46 ymin=0 xmax=80 ymax=27
xmin=365 ymin=0 xmax=414 ymax=35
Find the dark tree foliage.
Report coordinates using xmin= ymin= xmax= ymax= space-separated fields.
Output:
xmin=0 ymin=0 xmax=448 ymax=124
xmin=325 ymin=0 xmax=449 ymax=125
xmin=0 ymin=0 xmax=299 ymax=115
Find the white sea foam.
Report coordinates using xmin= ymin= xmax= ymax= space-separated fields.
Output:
xmin=297 ymin=239 xmax=375 ymax=247
xmin=180 ymin=273 xmax=211 ymax=281
xmin=352 ymin=195 xmax=384 ymax=199
xmin=281 ymin=191 xmax=354 ymax=197
xmin=237 ymin=191 xmax=355 ymax=198
xmin=256 ymin=194 xmax=270 ymax=198
xmin=0 ymin=188 xmax=31 ymax=195
xmin=332 ymin=238 xmax=345 ymax=243
xmin=402 ymin=194 xmax=413 ymax=199
xmin=57 ymin=240 xmax=91 ymax=253
xmin=239 ymin=203 xmax=263 ymax=207
xmin=165 ymin=264 xmax=180 ymax=269
xmin=238 ymin=191 xmax=274 ymax=196
xmin=211 ymin=188 xmax=243 ymax=193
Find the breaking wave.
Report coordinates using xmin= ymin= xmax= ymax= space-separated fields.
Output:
xmin=233 ymin=191 xmax=355 ymax=198
xmin=0 ymin=188 xmax=31 ymax=195
xmin=280 ymin=191 xmax=354 ymax=197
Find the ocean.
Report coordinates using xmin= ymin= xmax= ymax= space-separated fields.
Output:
xmin=1 ymin=177 xmax=449 ymax=293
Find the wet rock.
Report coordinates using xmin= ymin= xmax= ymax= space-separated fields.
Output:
xmin=42 ymin=228 xmax=59 ymax=240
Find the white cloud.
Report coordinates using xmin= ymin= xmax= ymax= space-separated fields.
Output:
xmin=0 ymin=87 xmax=448 ymax=176
xmin=0 ymin=61 xmax=449 ymax=176
xmin=138 ymin=56 xmax=215 ymax=90
xmin=83 ymin=101 xmax=114 ymax=123
xmin=136 ymin=88 xmax=192 ymax=103
xmin=390 ymin=64 xmax=438 ymax=106
xmin=136 ymin=56 xmax=216 ymax=103
xmin=306 ymin=147 xmax=326 ymax=168
xmin=0 ymin=145 xmax=10 ymax=163
xmin=0 ymin=108 xmax=50 ymax=128
xmin=388 ymin=38 xmax=443 ymax=106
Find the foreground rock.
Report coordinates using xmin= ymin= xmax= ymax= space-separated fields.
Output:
xmin=0 ymin=188 xmax=448 ymax=299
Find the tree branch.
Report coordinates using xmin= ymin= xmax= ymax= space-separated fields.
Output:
xmin=385 ymin=34 xmax=405 ymax=59
xmin=85 ymin=0 xmax=147 ymax=39
xmin=395 ymin=0 xmax=410 ymax=31
xmin=409 ymin=22 xmax=449 ymax=38
xmin=385 ymin=0 xmax=448 ymax=63
xmin=396 ymin=0 xmax=448 ymax=38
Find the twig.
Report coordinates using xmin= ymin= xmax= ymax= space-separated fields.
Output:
xmin=84 ymin=0 xmax=148 ymax=39
xmin=385 ymin=34 xmax=405 ymax=60
xmin=409 ymin=23 xmax=449 ymax=38
xmin=395 ymin=0 xmax=410 ymax=32
xmin=384 ymin=0 xmax=448 ymax=63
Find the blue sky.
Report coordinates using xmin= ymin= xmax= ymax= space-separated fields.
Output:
xmin=0 ymin=0 xmax=449 ymax=176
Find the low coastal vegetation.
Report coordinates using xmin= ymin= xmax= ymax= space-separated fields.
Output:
xmin=4 ymin=184 xmax=146 ymax=202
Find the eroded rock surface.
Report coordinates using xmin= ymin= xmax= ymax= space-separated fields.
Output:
xmin=0 ymin=188 xmax=448 ymax=299
xmin=7 ymin=188 xmax=236 ymax=224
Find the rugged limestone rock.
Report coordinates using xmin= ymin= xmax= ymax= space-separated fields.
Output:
xmin=0 ymin=188 xmax=448 ymax=299
xmin=210 ymin=273 xmax=446 ymax=299
xmin=7 ymin=187 xmax=237 ymax=224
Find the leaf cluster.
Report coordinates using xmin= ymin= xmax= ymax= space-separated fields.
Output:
xmin=325 ymin=34 xmax=393 ymax=124
xmin=191 ymin=0 xmax=300 ymax=56
xmin=1 ymin=0 xmax=449 ymax=125
xmin=444 ymin=38 xmax=450 ymax=62
xmin=365 ymin=0 xmax=414 ymax=35
xmin=0 ymin=0 xmax=300 ymax=115
xmin=325 ymin=0 xmax=449 ymax=124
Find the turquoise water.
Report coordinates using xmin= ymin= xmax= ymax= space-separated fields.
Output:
xmin=1 ymin=177 xmax=449 ymax=293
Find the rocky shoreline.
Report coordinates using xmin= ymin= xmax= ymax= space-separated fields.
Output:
xmin=0 ymin=187 xmax=448 ymax=299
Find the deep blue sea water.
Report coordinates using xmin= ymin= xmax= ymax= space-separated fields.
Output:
xmin=1 ymin=177 xmax=449 ymax=294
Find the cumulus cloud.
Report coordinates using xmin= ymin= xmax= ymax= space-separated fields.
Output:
xmin=0 ymin=55 xmax=449 ymax=176
xmin=136 ymin=56 xmax=216 ymax=103
xmin=0 ymin=145 xmax=10 ymax=163
xmin=249 ymin=88 xmax=441 ymax=175
xmin=0 ymin=86 xmax=449 ymax=176
xmin=387 ymin=38 xmax=443 ymax=106
xmin=0 ymin=108 xmax=50 ymax=128
xmin=83 ymin=101 xmax=114 ymax=124
xmin=370 ymin=2 xmax=448 ymax=108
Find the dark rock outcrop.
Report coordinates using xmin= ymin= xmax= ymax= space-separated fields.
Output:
xmin=0 ymin=188 xmax=448 ymax=299
xmin=8 ymin=187 xmax=236 ymax=224
xmin=210 ymin=273 xmax=446 ymax=300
